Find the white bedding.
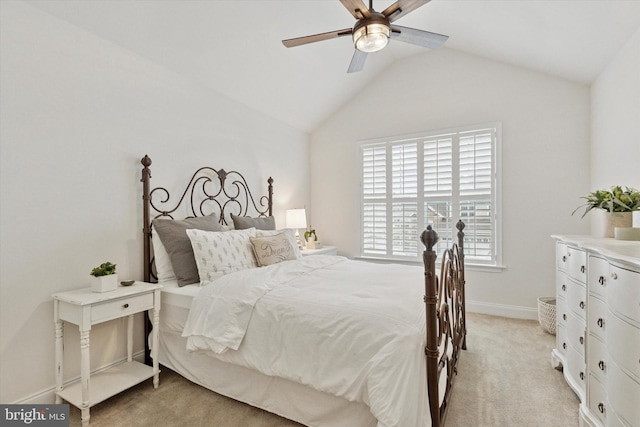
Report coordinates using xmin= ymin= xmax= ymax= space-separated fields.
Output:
xmin=182 ymin=255 xmax=429 ymax=427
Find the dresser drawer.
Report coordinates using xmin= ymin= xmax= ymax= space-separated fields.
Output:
xmin=566 ymin=344 xmax=586 ymax=396
xmin=566 ymin=310 xmax=586 ymax=356
xmin=92 ymin=293 xmax=154 ymax=324
xmin=588 ymin=295 xmax=607 ymax=341
xmin=607 ymin=264 xmax=640 ymax=326
xmin=557 ymin=242 xmax=569 ymax=271
xmin=566 ymin=246 xmax=587 ymax=283
xmin=607 ymin=360 xmax=640 ymax=427
xmin=587 ymin=334 xmax=607 ymax=382
xmin=588 ymin=255 xmax=609 ymax=299
xmin=607 ymin=312 xmax=640 ymax=382
xmin=557 ymin=323 xmax=568 ymax=357
xmin=566 ymin=278 xmax=587 ymax=320
xmin=588 ymin=374 xmax=607 ymax=425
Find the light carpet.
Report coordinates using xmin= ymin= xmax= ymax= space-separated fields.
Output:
xmin=69 ymin=312 xmax=579 ymax=426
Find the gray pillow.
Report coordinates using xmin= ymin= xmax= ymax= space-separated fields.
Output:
xmin=153 ymin=214 xmax=221 ymax=286
xmin=231 ymin=213 xmax=276 ymax=230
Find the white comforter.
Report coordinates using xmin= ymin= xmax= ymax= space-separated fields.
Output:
xmin=182 ymin=255 xmax=429 ymax=427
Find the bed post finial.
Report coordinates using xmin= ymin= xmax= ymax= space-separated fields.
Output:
xmin=420 ymin=225 xmax=439 ymax=252
xmin=267 ymin=177 xmax=274 ymax=217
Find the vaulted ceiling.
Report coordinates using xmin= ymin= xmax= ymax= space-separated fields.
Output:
xmin=26 ymin=0 xmax=640 ymax=133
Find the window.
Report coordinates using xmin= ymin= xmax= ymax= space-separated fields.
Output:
xmin=360 ymin=123 xmax=501 ymax=267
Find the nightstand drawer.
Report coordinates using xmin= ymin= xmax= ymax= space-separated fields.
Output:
xmin=92 ymin=293 xmax=154 ymax=324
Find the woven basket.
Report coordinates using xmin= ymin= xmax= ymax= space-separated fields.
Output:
xmin=537 ymin=297 xmax=556 ymax=335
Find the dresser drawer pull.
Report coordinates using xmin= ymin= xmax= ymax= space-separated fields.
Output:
xmin=562 ymin=255 xmax=567 ymax=262
xmin=597 ymin=318 xmax=604 ymax=328
xmin=561 ymin=284 xmax=566 ymax=292
xmin=598 ymin=403 xmax=605 ymax=414
xmin=598 ymin=360 xmax=606 ymax=371
xmin=579 ymin=336 xmax=584 ymax=345
xmin=580 ymin=265 xmax=585 ymax=274
xmin=579 ymin=301 xmax=585 ymax=310
xmin=598 ymin=276 xmax=605 ymax=286
xmin=123 ymin=303 xmax=129 ymax=309
xmin=579 ymin=371 xmax=584 ymax=381
xmin=611 ymin=272 xmax=617 ymax=280
xmin=563 ymin=314 xmax=567 ymax=321
xmin=563 ymin=342 xmax=567 ymax=350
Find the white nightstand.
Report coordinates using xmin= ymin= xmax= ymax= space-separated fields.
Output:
xmin=52 ymin=282 xmax=162 ymax=426
xmin=301 ymin=246 xmax=337 ymax=256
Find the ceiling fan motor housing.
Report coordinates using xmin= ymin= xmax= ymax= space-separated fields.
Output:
xmin=353 ymin=12 xmax=391 ymax=53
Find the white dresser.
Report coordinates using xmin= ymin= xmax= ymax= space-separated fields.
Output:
xmin=551 ymin=236 xmax=640 ymax=427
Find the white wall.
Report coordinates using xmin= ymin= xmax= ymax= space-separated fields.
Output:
xmin=310 ymin=48 xmax=591 ymax=317
xmin=590 ymin=27 xmax=640 ymax=217
xmin=0 ymin=1 xmax=308 ymax=403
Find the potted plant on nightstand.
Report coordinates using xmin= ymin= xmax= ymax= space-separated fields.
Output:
xmin=90 ymin=262 xmax=117 ymax=292
xmin=304 ymin=229 xmax=319 ymax=249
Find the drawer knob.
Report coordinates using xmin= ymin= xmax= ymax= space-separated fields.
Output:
xmin=598 ymin=360 xmax=606 ymax=371
xmin=611 ymin=272 xmax=618 ymax=280
xmin=580 ymin=265 xmax=585 ymax=274
xmin=562 ymin=284 xmax=566 ymax=292
xmin=597 ymin=318 xmax=604 ymax=328
xmin=123 ymin=303 xmax=129 ymax=309
xmin=563 ymin=314 xmax=567 ymax=321
xmin=579 ymin=301 xmax=585 ymax=310
xmin=598 ymin=403 xmax=605 ymax=414
xmin=563 ymin=342 xmax=567 ymax=350
xmin=579 ymin=371 xmax=584 ymax=380
xmin=579 ymin=336 xmax=584 ymax=345
xmin=598 ymin=276 xmax=605 ymax=286
xmin=562 ymin=255 xmax=567 ymax=262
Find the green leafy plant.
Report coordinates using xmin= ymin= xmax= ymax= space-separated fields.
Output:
xmin=304 ymin=229 xmax=318 ymax=242
xmin=90 ymin=262 xmax=117 ymax=277
xmin=572 ymin=186 xmax=640 ymax=218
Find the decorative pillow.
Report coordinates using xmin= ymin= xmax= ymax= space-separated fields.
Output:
xmin=151 ymin=232 xmax=175 ymax=284
xmin=153 ymin=214 xmax=221 ymax=287
xmin=186 ymin=227 xmax=258 ymax=283
xmin=256 ymin=229 xmax=302 ymax=260
xmin=250 ymin=231 xmax=299 ymax=267
xmin=231 ymin=213 xmax=276 ymax=231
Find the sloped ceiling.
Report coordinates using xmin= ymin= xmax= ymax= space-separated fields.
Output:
xmin=25 ymin=0 xmax=640 ymax=133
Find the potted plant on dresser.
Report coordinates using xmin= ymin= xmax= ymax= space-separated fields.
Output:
xmin=89 ymin=261 xmax=117 ymax=292
xmin=573 ymin=186 xmax=640 ymax=238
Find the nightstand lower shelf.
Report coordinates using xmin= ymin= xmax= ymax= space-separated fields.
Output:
xmin=57 ymin=361 xmax=157 ymax=408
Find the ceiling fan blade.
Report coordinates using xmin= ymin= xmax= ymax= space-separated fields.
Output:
xmin=339 ymin=0 xmax=371 ymax=19
xmin=383 ymin=0 xmax=430 ymax=22
xmin=347 ymin=49 xmax=368 ymax=73
xmin=282 ymin=28 xmax=353 ymax=48
xmin=390 ymin=25 xmax=448 ymax=49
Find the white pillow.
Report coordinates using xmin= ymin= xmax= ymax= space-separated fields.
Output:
xmin=256 ymin=229 xmax=302 ymax=259
xmin=151 ymin=232 xmax=176 ymax=284
xmin=186 ymin=227 xmax=258 ymax=283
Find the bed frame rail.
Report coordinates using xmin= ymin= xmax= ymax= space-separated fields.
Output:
xmin=422 ymin=220 xmax=466 ymax=427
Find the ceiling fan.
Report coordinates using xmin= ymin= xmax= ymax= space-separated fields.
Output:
xmin=282 ymin=0 xmax=449 ymax=73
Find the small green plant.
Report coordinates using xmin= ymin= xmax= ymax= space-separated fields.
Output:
xmin=90 ymin=262 xmax=117 ymax=277
xmin=572 ymin=186 xmax=640 ymax=218
xmin=304 ymin=229 xmax=318 ymax=242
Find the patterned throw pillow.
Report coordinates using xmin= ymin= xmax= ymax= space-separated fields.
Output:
xmin=186 ymin=228 xmax=258 ymax=283
xmin=250 ymin=231 xmax=298 ymax=267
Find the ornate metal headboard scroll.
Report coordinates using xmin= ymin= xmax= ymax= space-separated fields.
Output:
xmin=140 ymin=155 xmax=274 ymax=283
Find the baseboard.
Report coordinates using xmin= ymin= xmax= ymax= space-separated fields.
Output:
xmin=466 ymin=300 xmax=538 ymax=320
xmin=11 ymin=351 xmax=147 ymax=405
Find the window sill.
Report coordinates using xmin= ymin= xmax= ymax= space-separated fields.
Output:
xmin=354 ymin=256 xmax=506 ymax=273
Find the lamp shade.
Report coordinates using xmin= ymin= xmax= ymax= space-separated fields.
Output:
xmin=286 ymin=209 xmax=307 ymax=229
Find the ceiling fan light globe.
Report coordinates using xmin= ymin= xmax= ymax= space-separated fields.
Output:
xmin=354 ymin=23 xmax=390 ymax=53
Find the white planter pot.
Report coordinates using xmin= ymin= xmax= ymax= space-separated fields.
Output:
xmin=306 ymin=241 xmax=318 ymax=250
xmin=90 ymin=274 xmax=118 ymax=292
xmin=595 ymin=210 xmax=633 ymax=238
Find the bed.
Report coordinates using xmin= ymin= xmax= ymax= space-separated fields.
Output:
xmin=140 ymin=155 xmax=467 ymax=427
